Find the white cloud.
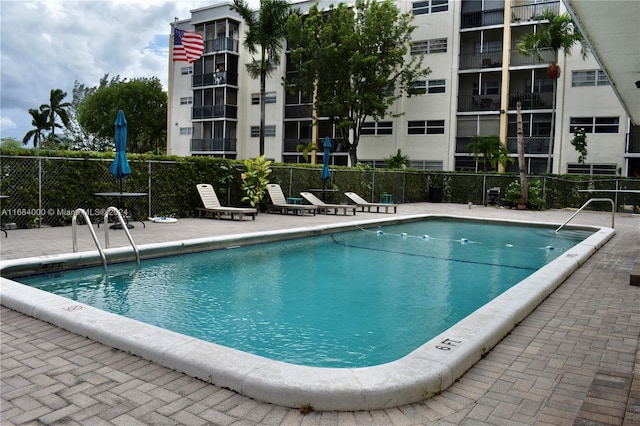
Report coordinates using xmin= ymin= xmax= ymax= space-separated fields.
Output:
xmin=0 ymin=0 xmax=214 ymax=141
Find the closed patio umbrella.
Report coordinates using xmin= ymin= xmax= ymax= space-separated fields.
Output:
xmin=109 ymin=110 xmax=131 ymax=193
xmin=321 ymin=136 xmax=331 ymax=200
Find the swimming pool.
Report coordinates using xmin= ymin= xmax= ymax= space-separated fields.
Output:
xmin=0 ymin=215 xmax=615 ymax=410
xmin=16 ymin=219 xmax=591 ymax=368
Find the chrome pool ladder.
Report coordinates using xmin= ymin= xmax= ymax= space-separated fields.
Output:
xmin=555 ymin=198 xmax=615 ymax=233
xmin=71 ymin=207 xmax=140 ymax=269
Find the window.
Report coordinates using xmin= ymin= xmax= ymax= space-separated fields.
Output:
xmin=473 ymin=40 xmax=502 ymax=53
xmin=408 ymin=120 xmax=445 ymax=135
xmin=362 ymin=121 xmax=393 ymax=135
xmin=472 ymin=80 xmax=500 ymax=96
xmin=179 ymin=127 xmax=192 ymax=135
xmin=412 ymin=0 xmax=448 ymax=15
xmin=251 ymin=92 xmax=277 ymax=105
xmin=567 ymin=163 xmax=617 ymax=176
xmin=409 ymin=79 xmax=446 ymax=95
xmin=250 ymin=125 xmax=276 ymax=137
xmin=410 ymin=160 xmax=443 ymax=170
xmin=180 ymin=97 xmax=193 ymax=105
xmin=409 ymin=80 xmax=427 ymax=95
xmin=428 ymin=79 xmax=446 ymax=94
xmin=411 ymin=38 xmax=447 ymax=55
xmin=180 ymin=66 xmax=193 ymax=75
xmin=572 ymin=70 xmax=610 ymax=87
xmin=569 ymin=117 xmax=619 ymax=133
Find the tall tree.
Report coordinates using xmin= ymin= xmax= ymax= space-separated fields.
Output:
xmin=65 ymin=80 xmax=112 ymax=151
xmin=77 ymin=76 xmax=167 ymax=153
xmin=39 ymin=89 xmax=71 ymax=148
xmin=286 ymin=0 xmax=430 ymax=165
xmin=23 ymin=108 xmax=50 ymax=149
xmin=232 ymin=0 xmax=292 ymax=156
xmin=517 ymin=10 xmax=588 ymax=174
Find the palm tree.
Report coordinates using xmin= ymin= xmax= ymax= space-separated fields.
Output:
xmin=468 ymin=134 xmax=513 ymax=172
xmin=232 ymin=0 xmax=292 ymax=156
xmin=39 ymin=89 xmax=72 ymax=148
xmin=23 ymin=108 xmax=50 ymax=149
xmin=517 ymin=10 xmax=588 ymax=174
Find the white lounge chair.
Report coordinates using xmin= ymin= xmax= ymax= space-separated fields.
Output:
xmin=266 ymin=184 xmax=318 ymax=216
xmin=300 ymin=192 xmax=356 ymax=215
xmin=196 ymin=183 xmax=257 ymax=221
xmin=344 ymin=192 xmax=397 ymax=213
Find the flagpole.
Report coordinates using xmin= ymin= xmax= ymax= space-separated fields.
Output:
xmin=167 ymin=21 xmax=176 ymax=155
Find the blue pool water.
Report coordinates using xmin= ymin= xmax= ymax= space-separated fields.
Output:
xmin=20 ymin=219 xmax=593 ymax=368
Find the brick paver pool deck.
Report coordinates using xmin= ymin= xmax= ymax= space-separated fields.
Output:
xmin=1 ymin=203 xmax=639 ymax=425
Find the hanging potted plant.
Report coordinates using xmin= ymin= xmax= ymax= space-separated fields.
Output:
xmin=240 ymin=155 xmax=272 ymax=211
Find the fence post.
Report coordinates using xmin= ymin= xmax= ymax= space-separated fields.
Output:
xmin=148 ymin=161 xmax=152 ymax=218
xmin=38 ymin=157 xmax=42 ymax=228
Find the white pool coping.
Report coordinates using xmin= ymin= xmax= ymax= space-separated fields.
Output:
xmin=0 ymin=214 xmax=615 ymax=411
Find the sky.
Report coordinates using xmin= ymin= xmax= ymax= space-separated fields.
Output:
xmin=0 ymin=0 xmax=234 ymax=142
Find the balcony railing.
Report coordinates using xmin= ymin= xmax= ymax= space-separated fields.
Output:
xmin=510 ymin=48 xmax=556 ymax=66
xmin=506 ymin=137 xmax=551 ymax=154
xmin=190 ymin=138 xmax=237 ymax=152
xmin=626 ymin=133 xmax=640 ymax=153
xmin=192 ymin=105 xmax=238 ymax=119
xmin=461 ymin=8 xmax=504 ymax=29
xmin=456 ymin=136 xmax=551 ymax=155
xmin=283 ymin=138 xmax=349 ymax=153
xmin=192 ymin=71 xmax=232 ymax=88
xmin=508 ymin=92 xmax=553 ymax=110
xmin=458 ymin=92 xmax=553 ymax=112
xmin=204 ymin=37 xmax=239 ymax=54
xmin=459 ymin=51 xmax=503 ymax=70
xmin=458 ymin=95 xmax=500 ymax=112
xmin=511 ymin=1 xmax=559 ymax=23
xmin=284 ymin=104 xmax=314 ymax=119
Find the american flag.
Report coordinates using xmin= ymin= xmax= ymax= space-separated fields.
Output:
xmin=173 ymin=29 xmax=204 ymax=63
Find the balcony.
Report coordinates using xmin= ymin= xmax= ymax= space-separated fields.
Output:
xmin=458 ymin=95 xmax=500 ymax=112
xmin=506 ymin=136 xmax=551 ymax=155
xmin=284 ymin=104 xmax=314 ymax=119
xmin=193 ymin=71 xmax=234 ymax=88
xmin=459 ymin=51 xmax=502 ymax=70
xmin=626 ymin=133 xmax=640 ymax=153
xmin=508 ymin=92 xmax=553 ymax=110
xmin=192 ymin=105 xmax=238 ymax=120
xmin=455 ymin=136 xmax=551 ymax=155
xmin=204 ymin=37 xmax=239 ymax=54
xmin=283 ymin=138 xmax=349 ymax=153
xmin=461 ymin=8 xmax=504 ymax=29
xmin=511 ymin=1 xmax=559 ymax=24
xmin=190 ymin=138 xmax=237 ymax=152
xmin=509 ymin=48 xmax=556 ymax=67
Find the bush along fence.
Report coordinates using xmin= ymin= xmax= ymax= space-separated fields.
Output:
xmin=0 ymin=152 xmax=639 ymax=229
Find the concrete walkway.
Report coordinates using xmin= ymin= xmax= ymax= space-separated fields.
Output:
xmin=1 ymin=203 xmax=639 ymax=425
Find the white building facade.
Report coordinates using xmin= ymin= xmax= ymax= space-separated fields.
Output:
xmin=167 ymin=0 xmax=639 ymax=176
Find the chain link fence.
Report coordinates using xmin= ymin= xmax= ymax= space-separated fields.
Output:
xmin=1 ymin=154 xmax=639 ymax=229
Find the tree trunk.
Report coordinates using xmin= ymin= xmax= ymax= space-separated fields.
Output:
xmin=516 ymin=101 xmax=528 ymax=208
xmin=546 ymin=76 xmax=557 ymax=174
xmin=259 ymin=69 xmax=266 ymax=156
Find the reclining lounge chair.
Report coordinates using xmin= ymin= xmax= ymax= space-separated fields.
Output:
xmin=344 ymin=192 xmax=398 ymax=213
xmin=300 ymin=192 xmax=356 ymax=215
xmin=266 ymin=184 xmax=318 ymax=216
xmin=196 ymin=183 xmax=257 ymax=221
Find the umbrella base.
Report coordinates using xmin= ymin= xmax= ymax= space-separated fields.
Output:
xmin=110 ymin=223 xmax=135 ymax=230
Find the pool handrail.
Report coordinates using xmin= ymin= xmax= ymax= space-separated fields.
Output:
xmin=555 ymin=198 xmax=615 ymax=233
xmin=103 ymin=206 xmax=140 ymax=266
xmin=72 ymin=208 xmax=107 ymax=269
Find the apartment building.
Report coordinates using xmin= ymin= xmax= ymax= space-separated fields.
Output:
xmin=167 ymin=0 xmax=638 ymax=176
